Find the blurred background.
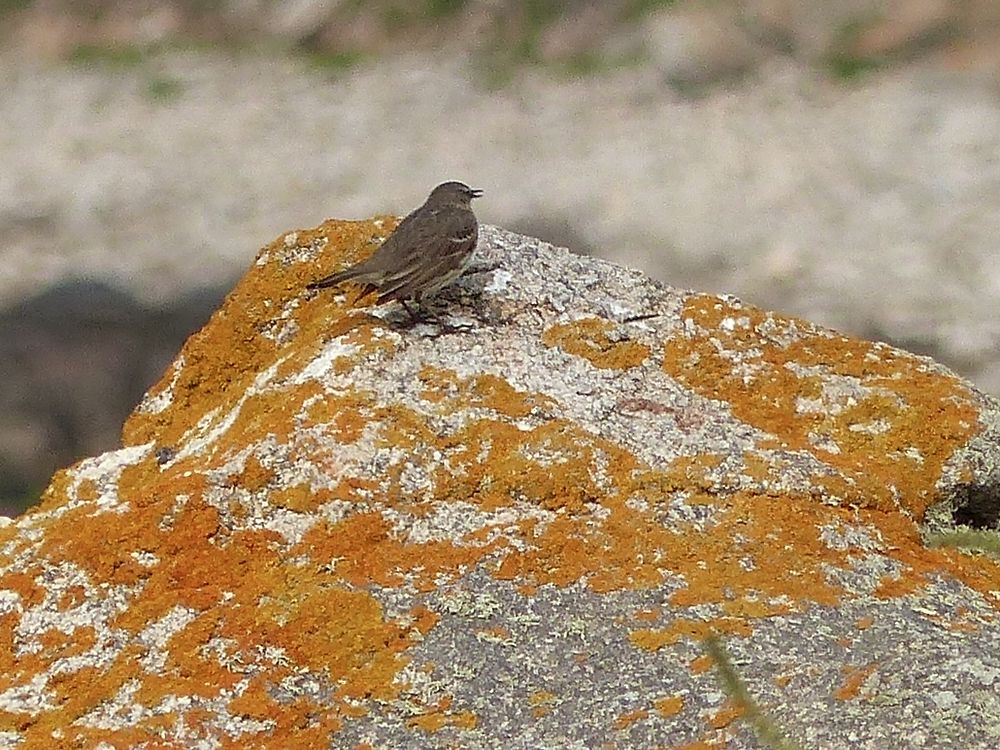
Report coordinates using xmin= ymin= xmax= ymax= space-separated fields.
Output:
xmin=3 ymin=0 xmax=1000 ymax=516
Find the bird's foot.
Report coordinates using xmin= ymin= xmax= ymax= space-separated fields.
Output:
xmin=461 ymin=261 xmax=501 ymax=277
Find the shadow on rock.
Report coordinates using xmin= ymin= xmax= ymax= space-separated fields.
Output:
xmin=0 ymin=280 xmax=228 ymax=516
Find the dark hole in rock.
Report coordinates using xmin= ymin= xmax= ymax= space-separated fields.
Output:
xmin=951 ymin=483 xmax=1000 ymax=529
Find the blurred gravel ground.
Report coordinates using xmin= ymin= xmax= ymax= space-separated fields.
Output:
xmin=2 ymin=46 xmax=1000 ymax=397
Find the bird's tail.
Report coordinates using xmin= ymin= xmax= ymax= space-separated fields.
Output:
xmin=307 ymin=265 xmax=381 ymax=303
xmin=306 ymin=268 xmax=354 ymax=290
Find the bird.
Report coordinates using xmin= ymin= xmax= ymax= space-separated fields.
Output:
xmin=307 ymin=181 xmax=483 ymax=318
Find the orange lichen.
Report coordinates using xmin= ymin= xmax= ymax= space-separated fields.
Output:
xmin=663 ymin=294 xmax=980 ymax=516
xmin=721 ymin=599 xmax=791 ymax=619
xmin=708 ymin=700 xmax=746 ymax=729
xmin=269 ymin=484 xmax=331 ymax=513
xmin=293 ymin=513 xmax=489 ymax=590
xmin=543 ymin=317 xmax=651 ymax=370
xmin=4 ymin=217 xmax=999 ymax=748
xmin=834 ymin=663 xmax=878 ymax=701
xmin=530 ymin=690 xmax=558 ymax=719
xmin=873 ymin=573 xmax=924 ymax=599
xmin=406 ymin=703 xmax=478 ymax=733
xmin=630 ymin=618 xmax=753 ymax=651
xmin=121 ymin=219 xmax=396 ymax=450
xmin=307 ymin=390 xmax=376 ymax=444
xmin=614 ymin=709 xmax=649 ymax=729
xmin=635 ymin=607 xmax=661 ymax=622
xmin=689 ymin=655 xmax=714 ymax=675
xmin=654 ymin=695 xmax=685 ymax=717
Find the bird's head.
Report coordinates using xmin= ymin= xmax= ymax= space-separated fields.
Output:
xmin=427 ymin=181 xmax=483 ymax=206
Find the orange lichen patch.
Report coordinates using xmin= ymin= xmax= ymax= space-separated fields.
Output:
xmin=55 ymin=584 xmax=88 ymax=611
xmin=635 ymin=607 xmax=661 ymax=622
xmin=36 ymin=625 xmax=96 ymax=662
xmin=665 ymin=494 xmax=852 ymax=608
xmin=630 ymin=618 xmax=753 ymax=651
xmin=614 ymin=709 xmax=649 ymax=729
xmin=263 ymin=586 xmax=408 ymax=701
xmin=500 ymin=487 xmax=852 ymax=606
xmin=477 ymin=625 xmax=512 ymax=642
xmin=409 ymin=605 xmax=440 ymax=635
xmin=689 ymin=655 xmax=714 ymax=675
xmin=529 ymin=690 xmax=558 ymax=718
xmin=293 ymin=513 xmax=489 ymax=589
xmin=873 ymin=573 xmax=924 ymax=599
xmin=18 ymin=726 xmax=153 ymax=750
xmin=134 ymin=614 xmax=243 ymax=706
xmin=31 ymin=487 xmax=185 ymax=588
xmin=9 ymin=645 xmax=145 ymax=744
xmin=708 ymin=700 xmax=746 ymax=729
xmin=31 ymin=467 xmax=73 ymax=513
xmin=663 ymin=294 xmax=981 ymax=516
xmin=417 ymin=365 xmax=457 ymax=403
xmin=233 ymin=454 xmax=276 ymax=492
xmin=773 ymin=674 xmax=793 ymax=689
xmin=944 ymin=620 xmax=979 ymax=633
xmin=418 ymin=367 xmax=554 ymax=419
xmin=543 ymin=317 xmax=651 ymax=370
xmin=721 ymin=599 xmax=791 ymax=619
xmin=855 ymin=615 xmax=874 ymax=630
xmin=662 ymin=454 xmax=724 ymax=492
xmin=75 ymin=477 xmax=99 ymax=501
xmin=834 ymin=663 xmax=878 ymax=701
xmin=831 ymin=507 xmax=1000 ymax=611
xmin=436 ymin=417 xmax=640 ymax=513
xmin=0 ymin=614 xmax=17 ymax=687
xmin=306 ymin=389 xmax=375 ymax=444
xmin=741 ymin=451 xmax=779 ymax=484
xmin=269 ymin=484 xmax=331 ymax=514
xmin=121 ymin=219 xmax=392 ymax=450
xmin=406 ymin=702 xmax=478 ymax=733
xmin=655 ymin=695 xmax=685 ymax=718
xmin=464 ymin=374 xmax=556 ymax=418
xmin=208 ymin=384 xmax=326 ymax=463
xmin=0 ymin=569 xmax=45 ymax=608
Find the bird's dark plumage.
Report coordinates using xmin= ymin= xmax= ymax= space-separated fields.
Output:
xmin=307 ymin=181 xmax=482 ymax=308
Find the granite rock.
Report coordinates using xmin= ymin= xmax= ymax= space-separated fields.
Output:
xmin=1 ymin=222 xmax=999 ymax=749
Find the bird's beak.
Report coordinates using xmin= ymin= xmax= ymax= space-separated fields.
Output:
xmin=470 ymin=188 xmax=484 ymax=199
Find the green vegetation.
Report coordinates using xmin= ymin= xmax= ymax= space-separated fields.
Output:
xmin=0 ymin=0 xmax=32 ymax=14
xmin=145 ymin=75 xmax=185 ymax=102
xmin=705 ymin=636 xmax=804 ymax=750
xmin=303 ymin=50 xmax=366 ymax=75
xmin=426 ymin=0 xmax=467 ymax=18
xmin=826 ymin=16 xmax=881 ymax=81
xmin=827 ymin=52 xmax=881 ymax=82
xmin=622 ymin=0 xmax=675 ymax=21
xmin=68 ymin=43 xmax=148 ymax=68
xmin=927 ymin=529 xmax=1000 ymax=559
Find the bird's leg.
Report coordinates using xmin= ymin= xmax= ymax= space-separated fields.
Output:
xmin=400 ymin=300 xmax=422 ymax=322
xmin=461 ymin=261 xmax=501 ymax=277
xmin=400 ymin=299 xmax=441 ymax=326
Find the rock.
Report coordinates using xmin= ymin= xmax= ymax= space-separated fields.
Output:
xmin=644 ymin=6 xmax=767 ymax=92
xmin=1 ymin=222 xmax=999 ymax=748
xmin=851 ymin=0 xmax=956 ymax=61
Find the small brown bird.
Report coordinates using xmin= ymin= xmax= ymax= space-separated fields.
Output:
xmin=308 ymin=181 xmax=483 ymax=316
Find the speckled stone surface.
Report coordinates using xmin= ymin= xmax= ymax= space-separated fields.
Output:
xmin=1 ymin=223 xmax=998 ymax=748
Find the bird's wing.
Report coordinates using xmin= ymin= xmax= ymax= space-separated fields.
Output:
xmin=376 ymin=208 xmax=478 ymax=303
xmin=307 ymin=205 xmax=427 ymax=289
